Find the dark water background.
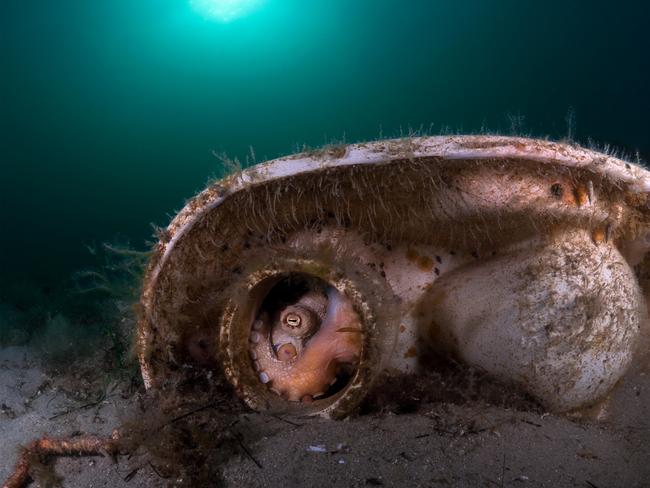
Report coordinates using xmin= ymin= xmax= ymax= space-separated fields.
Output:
xmin=1 ymin=0 xmax=649 ymax=340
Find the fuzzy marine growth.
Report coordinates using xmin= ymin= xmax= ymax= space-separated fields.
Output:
xmin=137 ymin=135 xmax=650 ymax=418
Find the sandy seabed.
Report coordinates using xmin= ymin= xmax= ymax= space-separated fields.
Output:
xmin=1 ymin=346 xmax=649 ymax=488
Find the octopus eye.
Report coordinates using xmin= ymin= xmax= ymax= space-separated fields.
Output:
xmin=280 ymin=306 xmax=317 ymax=336
xmin=284 ymin=312 xmax=301 ymax=328
xmin=138 ymin=135 xmax=650 ymax=419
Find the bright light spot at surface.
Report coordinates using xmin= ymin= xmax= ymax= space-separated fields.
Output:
xmin=191 ymin=0 xmax=264 ymax=22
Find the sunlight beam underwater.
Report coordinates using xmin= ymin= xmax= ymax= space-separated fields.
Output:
xmin=190 ymin=0 xmax=265 ymax=22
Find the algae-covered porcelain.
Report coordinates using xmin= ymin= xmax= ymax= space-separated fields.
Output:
xmin=137 ymin=135 xmax=650 ymax=418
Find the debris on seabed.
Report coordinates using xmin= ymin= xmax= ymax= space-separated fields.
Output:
xmin=306 ymin=442 xmax=349 ymax=453
xmin=307 ymin=445 xmax=327 ymax=453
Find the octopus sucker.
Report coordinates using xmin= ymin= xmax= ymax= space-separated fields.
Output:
xmin=137 ymin=135 xmax=650 ymax=419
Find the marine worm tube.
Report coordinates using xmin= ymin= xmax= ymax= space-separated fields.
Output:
xmin=2 ymin=434 xmax=120 ymax=488
xmin=250 ymin=287 xmax=362 ymax=402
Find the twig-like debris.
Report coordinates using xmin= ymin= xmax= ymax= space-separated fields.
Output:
xmin=234 ymin=432 xmax=262 ymax=469
xmin=2 ymin=432 xmax=120 ymax=488
xmin=270 ymin=414 xmax=303 ymax=427
xmin=521 ymin=419 xmax=542 ymax=428
xmin=160 ymin=401 xmax=221 ymax=430
xmin=148 ymin=461 xmax=170 ymax=480
xmin=123 ymin=466 xmax=139 ymax=482
xmin=48 ymin=391 xmax=107 ymax=420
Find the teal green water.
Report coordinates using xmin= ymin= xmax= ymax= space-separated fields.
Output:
xmin=1 ymin=0 xmax=649 ymax=288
